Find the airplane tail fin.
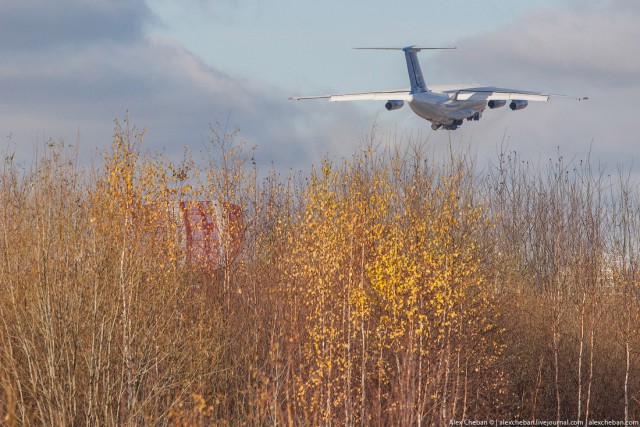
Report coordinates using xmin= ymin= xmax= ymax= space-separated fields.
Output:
xmin=354 ymin=46 xmax=456 ymax=93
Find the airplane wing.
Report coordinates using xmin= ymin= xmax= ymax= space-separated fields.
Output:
xmin=290 ymin=90 xmax=412 ymax=102
xmin=457 ymin=89 xmax=550 ymax=102
xmin=430 ymin=85 xmax=587 ymax=102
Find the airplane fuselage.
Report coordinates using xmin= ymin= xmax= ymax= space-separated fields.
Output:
xmin=408 ymin=91 xmax=486 ymax=128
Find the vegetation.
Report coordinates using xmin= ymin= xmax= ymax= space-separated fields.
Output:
xmin=0 ymin=119 xmax=639 ymax=425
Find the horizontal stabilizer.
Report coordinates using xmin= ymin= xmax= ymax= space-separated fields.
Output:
xmin=354 ymin=46 xmax=456 ymax=52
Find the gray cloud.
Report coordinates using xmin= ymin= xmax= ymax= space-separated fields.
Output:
xmin=0 ymin=1 xmax=151 ymax=53
xmin=3 ymin=0 xmax=636 ymax=179
xmin=439 ymin=3 xmax=640 ymax=91
xmin=0 ymin=0 xmax=367 ymax=174
xmin=428 ymin=0 xmax=640 ymax=169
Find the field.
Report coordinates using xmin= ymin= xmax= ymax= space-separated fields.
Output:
xmin=1 ymin=120 xmax=639 ymax=425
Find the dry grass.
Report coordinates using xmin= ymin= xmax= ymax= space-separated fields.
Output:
xmin=0 ymin=123 xmax=639 ymax=425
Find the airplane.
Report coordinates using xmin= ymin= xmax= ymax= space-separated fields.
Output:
xmin=290 ymin=46 xmax=587 ymax=131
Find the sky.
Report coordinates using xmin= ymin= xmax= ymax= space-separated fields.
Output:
xmin=1 ymin=0 xmax=638 ymax=176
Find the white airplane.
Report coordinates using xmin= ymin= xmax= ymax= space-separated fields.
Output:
xmin=290 ymin=46 xmax=587 ymax=130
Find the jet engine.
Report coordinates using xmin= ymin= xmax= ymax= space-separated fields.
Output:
xmin=385 ymin=100 xmax=404 ymax=111
xmin=488 ymin=100 xmax=506 ymax=109
xmin=509 ymin=100 xmax=528 ymax=111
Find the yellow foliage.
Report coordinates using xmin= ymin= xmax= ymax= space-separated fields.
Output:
xmin=277 ymin=149 xmax=505 ymax=425
xmin=0 ymin=122 xmax=510 ymax=425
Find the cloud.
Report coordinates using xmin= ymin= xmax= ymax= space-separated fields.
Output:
xmin=431 ymin=0 xmax=640 ymax=169
xmin=3 ymin=0 xmax=635 ymax=179
xmin=440 ymin=3 xmax=640 ymax=91
xmin=0 ymin=0 xmax=368 ymax=174
xmin=0 ymin=1 xmax=151 ymax=52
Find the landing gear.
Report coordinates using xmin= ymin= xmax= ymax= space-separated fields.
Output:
xmin=432 ymin=112 xmax=482 ymax=131
xmin=439 ymin=119 xmax=463 ymax=130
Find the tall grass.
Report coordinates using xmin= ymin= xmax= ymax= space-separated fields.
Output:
xmin=0 ymin=121 xmax=639 ymax=425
